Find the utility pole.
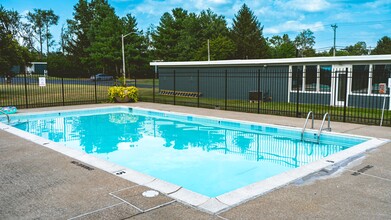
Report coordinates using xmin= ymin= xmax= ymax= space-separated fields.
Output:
xmin=331 ymin=24 xmax=338 ymax=56
xmin=121 ymin=32 xmax=133 ymax=85
xmin=207 ymin=39 xmax=210 ymax=61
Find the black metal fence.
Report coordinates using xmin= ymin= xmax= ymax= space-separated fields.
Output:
xmin=0 ymin=75 xmax=112 ymax=108
xmin=149 ymin=68 xmax=391 ymax=127
xmin=1 ymin=69 xmax=390 ymax=127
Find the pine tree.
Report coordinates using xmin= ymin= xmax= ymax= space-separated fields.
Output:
xmin=372 ymin=36 xmax=391 ymax=55
xmin=121 ymin=13 xmax=150 ymax=76
xmin=230 ymin=4 xmax=268 ymax=59
xmin=65 ymin=0 xmax=93 ymax=75
xmin=87 ymin=0 xmax=122 ymax=74
xmin=152 ymin=8 xmax=189 ymax=61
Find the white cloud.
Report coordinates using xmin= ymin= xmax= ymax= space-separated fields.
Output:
xmin=277 ymin=0 xmax=331 ymax=12
xmin=131 ymin=0 xmax=230 ymax=16
xmin=332 ymin=12 xmax=353 ymax=22
xmin=371 ymin=24 xmax=384 ymax=30
xmin=363 ymin=0 xmax=391 ymax=9
xmin=208 ymin=0 xmax=228 ymax=4
xmin=264 ymin=20 xmax=325 ymax=34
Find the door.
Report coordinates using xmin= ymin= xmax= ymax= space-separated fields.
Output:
xmin=332 ymin=65 xmax=351 ymax=106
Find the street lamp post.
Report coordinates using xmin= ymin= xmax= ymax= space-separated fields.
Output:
xmin=121 ymin=32 xmax=133 ymax=85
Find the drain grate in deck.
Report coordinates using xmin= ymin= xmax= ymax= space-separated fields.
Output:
xmin=70 ymin=161 xmax=94 ymax=171
xmin=352 ymin=165 xmax=374 ymax=176
xmin=114 ymin=170 xmax=126 ymax=175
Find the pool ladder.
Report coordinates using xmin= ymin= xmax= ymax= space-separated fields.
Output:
xmin=0 ymin=109 xmax=10 ymax=124
xmin=301 ymin=112 xmax=331 ymax=143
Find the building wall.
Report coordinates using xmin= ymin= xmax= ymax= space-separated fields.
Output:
xmin=158 ymin=66 xmax=290 ymax=102
xmin=26 ymin=62 xmax=47 ymax=74
xmin=34 ymin=64 xmax=47 ymax=74
xmin=349 ymin=95 xmax=389 ymax=109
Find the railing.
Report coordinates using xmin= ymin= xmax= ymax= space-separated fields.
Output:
xmin=0 ymin=110 xmax=10 ymax=123
xmin=318 ymin=112 xmax=332 ymax=142
xmin=301 ymin=111 xmax=314 ymax=141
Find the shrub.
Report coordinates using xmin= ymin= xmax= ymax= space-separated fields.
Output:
xmin=108 ymin=86 xmax=138 ymax=102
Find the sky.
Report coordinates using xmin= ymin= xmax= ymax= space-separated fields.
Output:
xmin=2 ymin=0 xmax=391 ymax=53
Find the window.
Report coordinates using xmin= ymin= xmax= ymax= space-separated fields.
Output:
xmin=351 ymin=65 xmax=369 ymax=94
xmin=320 ymin=65 xmax=331 ymax=92
xmin=292 ymin=66 xmax=303 ymax=90
xmin=372 ymin=64 xmax=391 ymax=94
xmin=305 ymin=65 xmax=317 ymax=91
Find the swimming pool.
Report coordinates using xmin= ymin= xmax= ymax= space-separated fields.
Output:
xmin=0 ymin=106 xmax=387 ymax=213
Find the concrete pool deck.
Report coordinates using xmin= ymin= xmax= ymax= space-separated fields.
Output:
xmin=1 ymin=102 xmax=390 ymax=219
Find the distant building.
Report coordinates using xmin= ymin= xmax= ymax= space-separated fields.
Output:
xmin=10 ymin=62 xmax=48 ymax=75
xmin=25 ymin=62 xmax=48 ymax=75
xmin=150 ymin=55 xmax=391 ymax=110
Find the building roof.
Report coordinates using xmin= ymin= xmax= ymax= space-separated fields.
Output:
xmin=150 ymin=55 xmax=391 ymax=67
xmin=30 ymin=62 xmax=47 ymax=65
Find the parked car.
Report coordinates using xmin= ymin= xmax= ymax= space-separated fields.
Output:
xmin=90 ymin=73 xmax=113 ymax=81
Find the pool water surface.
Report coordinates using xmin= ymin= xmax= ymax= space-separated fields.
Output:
xmin=10 ymin=107 xmax=368 ymax=197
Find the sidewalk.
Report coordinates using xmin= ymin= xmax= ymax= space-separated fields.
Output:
xmin=1 ymin=103 xmax=390 ymax=219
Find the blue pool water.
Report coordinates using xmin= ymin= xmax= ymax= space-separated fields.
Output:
xmin=9 ymin=107 xmax=367 ymax=197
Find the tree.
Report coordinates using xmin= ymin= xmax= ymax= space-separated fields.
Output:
xmin=152 ymin=8 xmax=189 ymax=61
xmin=294 ymin=29 xmax=316 ymax=57
xmin=194 ymin=9 xmax=232 ymax=60
xmin=0 ymin=5 xmax=20 ymax=36
xmin=26 ymin=9 xmax=45 ymax=59
xmin=0 ymin=6 xmax=30 ymax=75
xmin=268 ymin=34 xmax=296 ymax=58
xmin=344 ymin=41 xmax=368 ymax=55
xmin=86 ymin=0 xmax=122 ymax=74
xmin=42 ymin=9 xmax=59 ymax=55
xmin=65 ymin=0 xmax=93 ymax=75
xmin=372 ymin=36 xmax=391 ymax=55
xmin=198 ymin=9 xmax=229 ymax=40
xmin=121 ymin=13 xmax=150 ymax=77
xmin=194 ymin=35 xmax=235 ymax=60
xmin=176 ymin=11 xmax=200 ymax=61
xmin=230 ymin=4 xmax=268 ymax=59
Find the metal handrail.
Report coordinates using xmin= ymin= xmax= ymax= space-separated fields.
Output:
xmin=301 ymin=111 xmax=314 ymax=141
xmin=317 ymin=112 xmax=331 ymax=142
xmin=0 ymin=109 xmax=10 ymax=124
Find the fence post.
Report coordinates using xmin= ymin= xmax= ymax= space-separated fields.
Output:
xmin=257 ymin=69 xmax=261 ymax=114
xmin=94 ymin=75 xmax=98 ymax=103
xmin=61 ymin=77 xmax=65 ymax=106
xmin=343 ymin=67 xmax=348 ymax=122
xmin=153 ymin=72 xmax=156 ymax=103
xmin=173 ymin=70 xmax=176 ymax=105
xmin=23 ymin=73 xmax=29 ymax=108
xmin=295 ymin=70 xmax=300 ymax=117
xmin=225 ymin=70 xmax=228 ymax=110
xmin=197 ymin=70 xmax=200 ymax=108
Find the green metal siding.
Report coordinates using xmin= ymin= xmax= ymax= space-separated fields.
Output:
xmin=158 ymin=66 xmax=289 ymax=102
xmin=348 ymin=95 xmax=389 ymax=109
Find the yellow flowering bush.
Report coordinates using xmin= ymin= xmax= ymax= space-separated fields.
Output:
xmin=108 ymin=86 xmax=138 ymax=102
